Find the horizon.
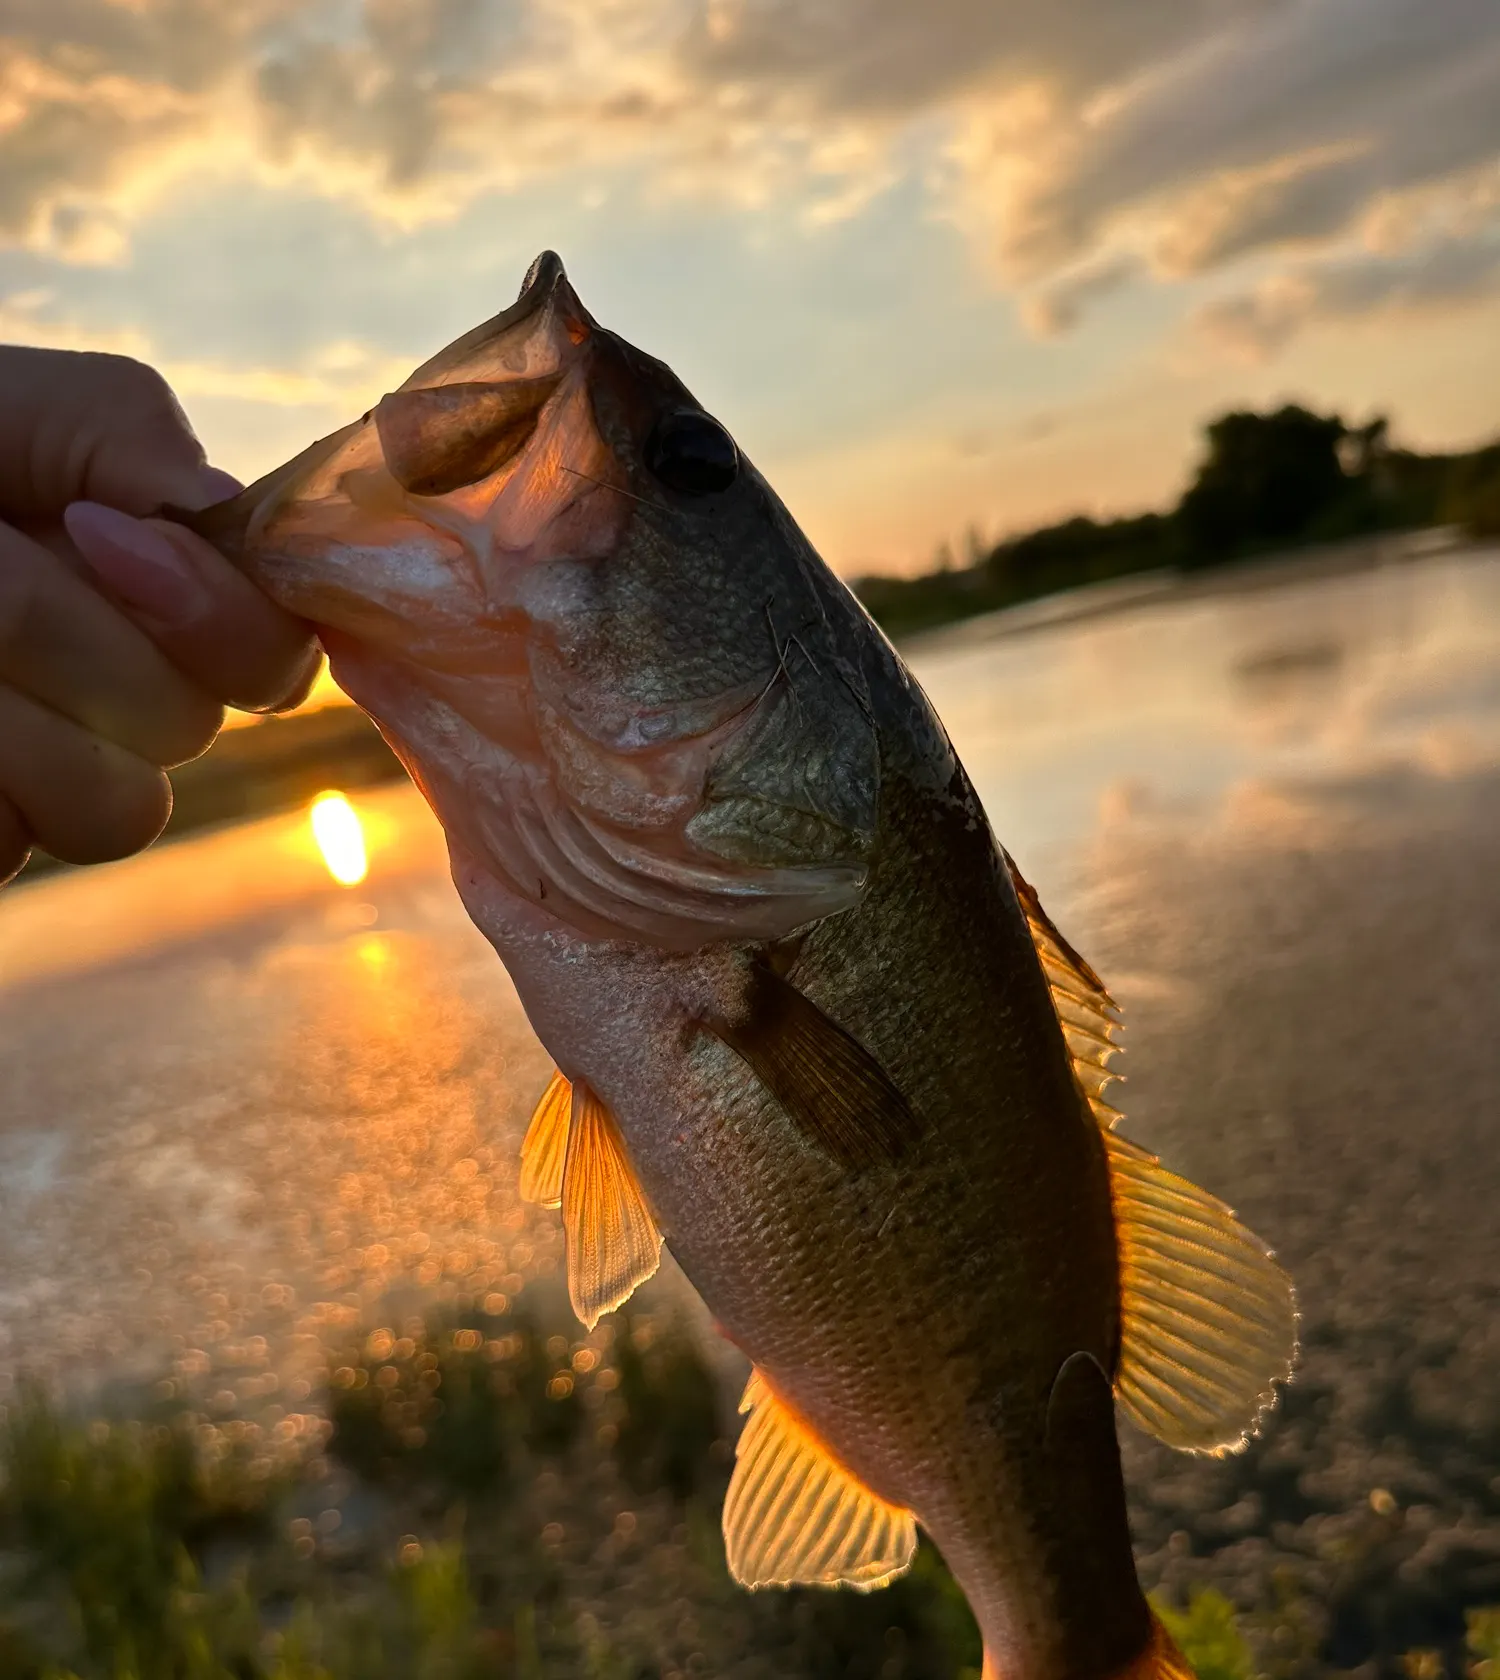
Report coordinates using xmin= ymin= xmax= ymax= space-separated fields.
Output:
xmin=3 ymin=0 xmax=1498 ymax=577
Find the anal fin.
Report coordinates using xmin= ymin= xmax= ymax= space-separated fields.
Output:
xmin=705 ymin=964 xmax=923 ymax=1169
xmin=562 ymin=1083 xmax=662 ymax=1330
xmin=724 ymin=1370 xmax=916 ymax=1591
xmin=1106 ymin=1129 xmax=1296 ymax=1453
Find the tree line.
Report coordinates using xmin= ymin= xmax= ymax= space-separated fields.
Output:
xmin=855 ymin=404 xmax=1500 ymax=638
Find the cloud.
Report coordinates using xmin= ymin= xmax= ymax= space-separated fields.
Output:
xmin=675 ymin=0 xmax=1500 ymax=334
xmin=0 ymin=0 xmax=1496 ymax=361
xmin=678 ymin=0 xmax=1238 ymax=119
xmin=0 ymin=0 xmax=288 ymax=248
xmin=977 ymin=0 xmax=1500 ymax=274
xmin=1193 ymin=229 xmax=1500 ymax=361
xmin=1019 ymin=254 xmax=1138 ymax=337
xmin=0 ymin=0 xmax=667 ymax=249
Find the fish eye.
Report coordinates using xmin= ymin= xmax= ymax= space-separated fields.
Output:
xmin=644 ymin=410 xmax=739 ymax=496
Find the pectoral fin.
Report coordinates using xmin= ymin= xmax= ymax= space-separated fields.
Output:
xmin=519 ymin=1070 xmax=572 ymax=1208
xmin=561 ymin=1083 xmax=662 ymax=1330
xmin=724 ymin=1370 xmax=916 ymax=1591
xmin=1106 ymin=1128 xmax=1296 ymax=1453
xmin=705 ymin=965 xmax=923 ymax=1169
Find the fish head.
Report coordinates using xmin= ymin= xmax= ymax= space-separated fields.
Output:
xmin=191 ymin=253 xmax=880 ymax=949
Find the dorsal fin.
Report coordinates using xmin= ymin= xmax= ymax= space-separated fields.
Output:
xmin=561 ymin=1082 xmax=662 ymax=1330
xmin=1105 ymin=1129 xmax=1296 ymax=1453
xmin=1005 ymin=854 xmax=1296 ymax=1453
xmin=724 ymin=1370 xmax=916 ymax=1591
xmin=1005 ymin=852 xmax=1124 ymax=1127
xmin=519 ymin=1070 xmax=572 ymax=1208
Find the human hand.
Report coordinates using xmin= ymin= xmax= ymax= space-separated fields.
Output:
xmin=0 ymin=348 xmax=319 ymax=884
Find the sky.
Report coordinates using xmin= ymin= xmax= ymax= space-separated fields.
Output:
xmin=2 ymin=0 xmax=1499 ymax=577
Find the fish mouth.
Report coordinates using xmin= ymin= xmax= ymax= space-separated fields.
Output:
xmin=173 ymin=250 xmax=599 ymax=576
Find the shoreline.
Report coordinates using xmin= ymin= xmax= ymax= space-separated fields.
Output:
xmin=893 ymin=525 xmax=1483 ymax=656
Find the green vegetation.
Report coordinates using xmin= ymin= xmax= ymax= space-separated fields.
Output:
xmin=0 ymin=1300 xmax=981 ymax=1678
xmin=1155 ymin=1589 xmax=1259 ymax=1680
xmin=1468 ymin=1609 xmax=1500 ymax=1680
xmin=856 ymin=405 xmax=1500 ymax=639
xmin=0 ymin=1297 xmax=1495 ymax=1677
xmin=0 ymin=1296 xmax=1484 ymax=1680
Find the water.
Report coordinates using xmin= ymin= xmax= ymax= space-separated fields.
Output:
xmin=1 ymin=546 xmax=1498 ymax=1637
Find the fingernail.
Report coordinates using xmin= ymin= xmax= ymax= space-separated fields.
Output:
xmin=64 ymin=501 xmax=211 ymax=625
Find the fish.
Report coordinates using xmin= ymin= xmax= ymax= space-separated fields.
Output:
xmin=181 ymin=252 xmax=1297 ymax=1680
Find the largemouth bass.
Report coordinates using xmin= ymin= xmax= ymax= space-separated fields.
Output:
xmin=183 ymin=254 xmax=1296 ymax=1680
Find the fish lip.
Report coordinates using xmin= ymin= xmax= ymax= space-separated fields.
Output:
xmin=519 ymin=250 xmax=568 ymax=303
xmin=397 ymin=250 xmax=594 ymax=393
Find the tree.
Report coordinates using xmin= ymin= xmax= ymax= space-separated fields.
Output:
xmin=1441 ymin=443 xmax=1500 ymax=536
xmin=1176 ymin=404 xmax=1349 ymax=562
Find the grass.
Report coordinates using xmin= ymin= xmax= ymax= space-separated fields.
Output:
xmin=1154 ymin=1590 xmax=1259 ymax=1680
xmin=0 ymin=1296 xmax=1493 ymax=1679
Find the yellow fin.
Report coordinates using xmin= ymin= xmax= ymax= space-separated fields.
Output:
xmin=724 ymin=1370 xmax=917 ymax=1591
xmin=1006 ymin=854 xmax=1296 ymax=1454
xmin=519 ymin=1070 xmax=572 ymax=1208
xmin=1006 ymin=853 xmax=1124 ymax=1126
xmin=1107 ymin=1129 xmax=1296 ymax=1453
xmin=561 ymin=1083 xmax=662 ymax=1330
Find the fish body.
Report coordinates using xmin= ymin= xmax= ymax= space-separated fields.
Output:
xmin=187 ymin=254 xmax=1294 ymax=1680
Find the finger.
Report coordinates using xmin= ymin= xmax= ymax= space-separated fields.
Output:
xmin=64 ymin=502 xmax=319 ymax=713
xmin=0 ymin=518 xmax=223 ymax=768
xmin=0 ymin=793 xmax=30 ymax=886
xmin=0 ymin=684 xmax=171 ymax=864
xmin=0 ymin=347 xmax=234 ymax=522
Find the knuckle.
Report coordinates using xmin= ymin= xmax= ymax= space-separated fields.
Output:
xmin=86 ymin=352 xmax=175 ymax=409
xmin=84 ymin=354 xmax=194 ymax=446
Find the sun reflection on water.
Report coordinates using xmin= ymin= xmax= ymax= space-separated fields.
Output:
xmin=309 ymin=792 xmax=368 ymax=887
